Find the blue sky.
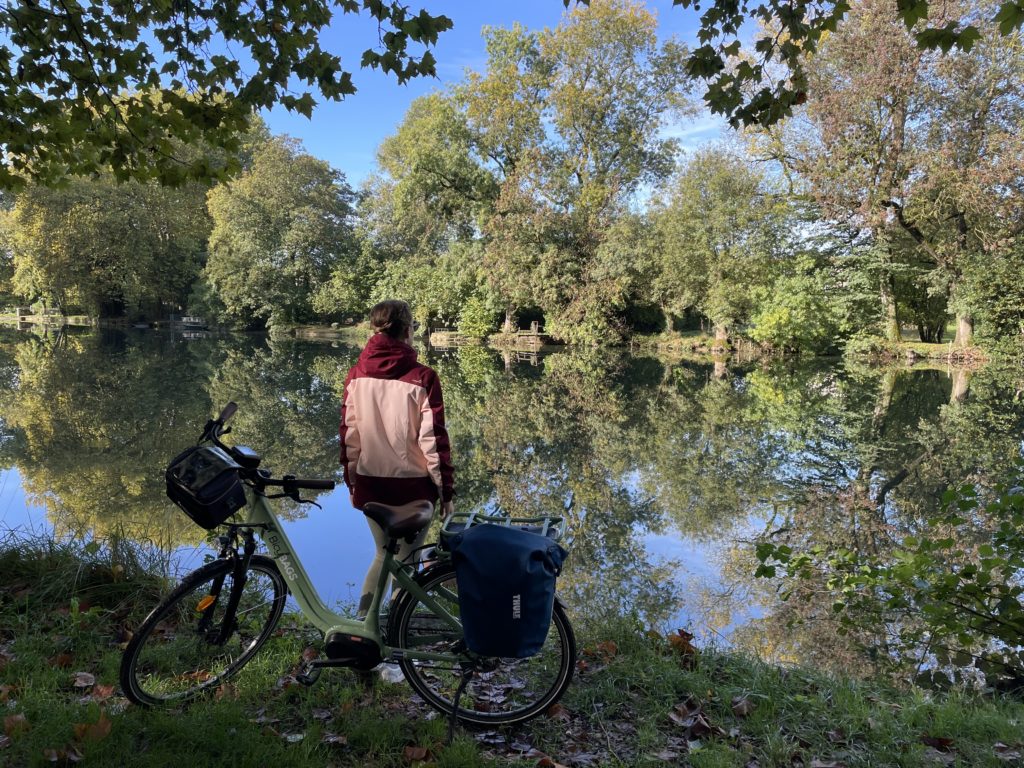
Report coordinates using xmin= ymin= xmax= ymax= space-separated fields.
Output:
xmin=261 ymin=0 xmax=726 ymax=188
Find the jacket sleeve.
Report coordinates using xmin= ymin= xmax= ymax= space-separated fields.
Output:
xmin=339 ymin=369 xmax=360 ymax=491
xmin=417 ymin=369 xmax=455 ymax=502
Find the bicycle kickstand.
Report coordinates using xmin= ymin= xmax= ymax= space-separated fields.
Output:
xmin=446 ymin=668 xmax=474 ymax=745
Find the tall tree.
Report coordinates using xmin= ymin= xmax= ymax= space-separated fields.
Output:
xmin=651 ymin=147 xmax=784 ymax=345
xmin=1 ymin=176 xmax=209 ymax=316
xmin=204 ymin=135 xmax=358 ymax=328
xmin=754 ymin=0 xmax=1024 ymax=347
xmin=463 ymin=0 xmax=693 ymax=343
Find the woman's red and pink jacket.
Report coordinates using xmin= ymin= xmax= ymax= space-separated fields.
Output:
xmin=339 ymin=332 xmax=455 ymax=509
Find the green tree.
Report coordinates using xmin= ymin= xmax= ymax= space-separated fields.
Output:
xmin=1 ymin=1 xmax=452 ymax=188
xmin=0 ymin=176 xmax=209 ymax=316
xmin=651 ymin=147 xmax=784 ymax=345
xmin=758 ymin=0 xmax=1024 ymax=347
xmin=205 ymin=135 xmax=358 ymax=328
xmin=569 ymin=0 xmax=1024 ymax=129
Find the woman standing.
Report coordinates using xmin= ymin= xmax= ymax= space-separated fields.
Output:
xmin=340 ymin=300 xmax=455 ymax=616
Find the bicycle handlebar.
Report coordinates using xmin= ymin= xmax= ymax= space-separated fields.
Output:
xmin=200 ymin=404 xmax=337 ymax=495
xmin=265 ymin=476 xmax=337 ymax=492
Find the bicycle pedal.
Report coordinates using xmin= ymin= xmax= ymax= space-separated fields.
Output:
xmin=296 ymin=664 xmax=322 ymax=686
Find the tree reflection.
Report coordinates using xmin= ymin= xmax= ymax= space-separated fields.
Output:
xmin=0 ymin=328 xmax=1019 ymax=671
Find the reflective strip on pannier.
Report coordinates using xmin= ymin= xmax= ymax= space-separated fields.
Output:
xmin=447 ymin=523 xmax=567 ymax=658
xmin=165 ymin=445 xmax=247 ymax=529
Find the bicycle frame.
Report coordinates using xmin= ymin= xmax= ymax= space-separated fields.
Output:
xmin=241 ymin=487 xmax=463 ymax=664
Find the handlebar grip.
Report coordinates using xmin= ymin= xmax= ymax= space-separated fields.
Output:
xmin=218 ymin=402 xmax=238 ymax=423
xmin=285 ymin=478 xmax=336 ymax=491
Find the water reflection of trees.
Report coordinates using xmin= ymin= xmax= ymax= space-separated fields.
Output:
xmin=1 ymin=329 xmax=1020 ymax=672
xmin=723 ymin=362 xmax=1024 ymax=679
xmin=0 ymin=329 xmax=213 ymax=544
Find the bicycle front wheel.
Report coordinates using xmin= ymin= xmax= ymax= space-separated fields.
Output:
xmin=389 ymin=562 xmax=575 ymax=726
xmin=120 ymin=555 xmax=286 ymax=705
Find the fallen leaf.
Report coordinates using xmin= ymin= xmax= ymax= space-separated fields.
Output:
xmin=654 ymin=749 xmax=680 ymax=760
xmin=72 ymin=712 xmax=111 ymax=742
xmin=536 ymin=758 xmax=570 ymax=768
xmin=321 ymin=732 xmax=347 ymax=746
xmin=0 ymin=734 xmax=10 ymax=749
xmin=809 ymin=761 xmax=847 ymax=768
xmin=302 ymin=646 xmax=319 ymax=663
xmin=921 ymin=736 xmax=955 ymax=752
xmin=91 ymin=684 xmax=115 ymax=702
xmin=731 ymin=695 xmax=757 ymax=718
xmin=403 ymin=745 xmax=430 ymax=762
xmin=0 ymin=685 xmax=14 ymax=703
xmin=575 ymin=659 xmax=589 ymax=673
xmin=283 ymin=733 xmax=304 ymax=743
xmin=4 ymin=714 xmax=29 ymax=737
xmin=546 ymin=703 xmax=571 ymax=721
xmin=72 ymin=672 xmax=95 ymax=688
xmin=594 ymin=640 xmax=618 ymax=659
xmin=214 ymin=683 xmax=238 ymax=701
xmin=50 ymin=653 xmax=74 ymax=669
xmin=827 ymin=729 xmax=846 ymax=744
xmin=994 ymin=742 xmax=1022 ymax=763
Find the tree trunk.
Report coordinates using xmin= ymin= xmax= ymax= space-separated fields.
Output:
xmin=953 ymin=313 xmax=974 ymax=348
xmin=712 ymin=322 xmax=729 ymax=351
xmin=713 ymin=357 xmax=728 ymax=380
xmin=950 ymin=368 xmax=972 ymax=403
xmin=503 ymin=308 xmax=516 ymax=334
xmin=880 ymin=275 xmax=900 ymax=343
xmin=662 ymin=306 xmax=675 ymax=334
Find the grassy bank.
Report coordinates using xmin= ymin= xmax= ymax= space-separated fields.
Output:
xmin=2 ymin=537 xmax=1022 ymax=767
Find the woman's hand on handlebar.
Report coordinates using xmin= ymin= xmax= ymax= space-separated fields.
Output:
xmin=440 ymin=500 xmax=454 ymax=519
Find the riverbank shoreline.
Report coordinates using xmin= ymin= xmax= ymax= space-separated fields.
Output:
xmin=2 ymin=536 xmax=1022 ymax=767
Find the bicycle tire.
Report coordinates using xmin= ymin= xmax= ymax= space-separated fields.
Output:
xmin=388 ymin=562 xmax=575 ymax=725
xmin=120 ymin=555 xmax=286 ymax=706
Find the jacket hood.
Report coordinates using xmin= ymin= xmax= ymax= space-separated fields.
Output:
xmin=356 ymin=332 xmax=418 ymax=379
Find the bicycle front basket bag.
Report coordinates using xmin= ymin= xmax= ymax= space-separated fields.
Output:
xmin=447 ymin=523 xmax=567 ymax=658
xmin=165 ymin=446 xmax=247 ymax=529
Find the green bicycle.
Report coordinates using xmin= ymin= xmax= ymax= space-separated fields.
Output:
xmin=119 ymin=403 xmax=576 ymax=725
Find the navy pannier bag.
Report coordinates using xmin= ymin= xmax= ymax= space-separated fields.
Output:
xmin=447 ymin=523 xmax=567 ymax=658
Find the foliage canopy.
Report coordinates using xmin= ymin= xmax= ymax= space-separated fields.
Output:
xmin=0 ymin=0 xmax=452 ymax=188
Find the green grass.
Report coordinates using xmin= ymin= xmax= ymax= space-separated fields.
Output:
xmin=2 ymin=538 xmax=1022 ymax=767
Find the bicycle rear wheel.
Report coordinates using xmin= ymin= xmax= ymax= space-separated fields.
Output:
xmin=388 ymin=562 xmax=575 ymax=726
xmin=120 ymin=555 xmax=286 ymax=705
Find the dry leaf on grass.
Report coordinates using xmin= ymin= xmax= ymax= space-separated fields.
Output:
xmin=4 ymin=714 xmax=29 ymax=737
xmin=536 ymin=757 xmax=570 ymax=768
xmin=214 ymin=683 xmax=239 ymax=701
xmin=321 ymin=733 xmax=347 ymax=746
xmin=72 ymin=672 xmax=95 ymax=688
xmin=921 ymin=736 xmax=955 ymax=752
xmin=994 ymin=742 xmax=1023 ymax=762
xmin=731 ymin=695 xmax=757 ymax=718
xmin=402 ymin=745 xmax=431 ymax=762
xmin=809 ymin=761 xmax=848 ymax=768
xmin=91 ymin=684 xmax=115 ymax=702
xmin=72 ymin=712 xmax=111 ymax=742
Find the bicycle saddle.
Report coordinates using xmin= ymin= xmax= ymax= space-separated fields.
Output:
xmin=362 ymin=500 xmax=434 ymax=540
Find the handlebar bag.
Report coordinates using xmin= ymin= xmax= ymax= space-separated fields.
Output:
xmin=166 ymin=446 xmax=247 ymax=529
xmin=447 ymin=523 xmax=567 ymax=658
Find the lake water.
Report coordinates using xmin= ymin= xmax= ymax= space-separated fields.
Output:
xmin=1 ymin=327 xmax=1021 ymax=675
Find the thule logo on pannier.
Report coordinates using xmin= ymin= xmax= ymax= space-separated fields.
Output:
xmin=512 ymin=594 xmax=521 ymax=620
